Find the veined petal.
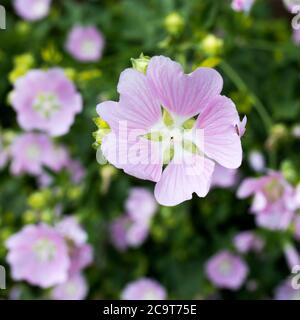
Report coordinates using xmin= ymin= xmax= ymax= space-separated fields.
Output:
xmin=196 ymin=96 xmax=242 ymax=169
xmin=147 ymin=56 xmax=223 ymax=118
xmin=101 ymin=133 xmax=163 ymax=182
xmin=154 ymin=151 xmax=215 ymax=206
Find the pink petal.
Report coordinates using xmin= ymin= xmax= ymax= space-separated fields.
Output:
xmin=196 ymin=96 xmax=242 ymax=169
xmin=147 ymin=56 xmax=223 ymax=118
xmin=154 ymin=153 xmax=215 ymax=206
xmin=101 ymin=133 xmax=163 ymax=182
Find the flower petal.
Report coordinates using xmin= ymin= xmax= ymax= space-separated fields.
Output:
xmin=196 ymin=96 xmax=242 ymax=169
xmin=154 ymin=152 xmax=215 ymax=206
xmin=147 ymin=56 xmax=223 ymax=118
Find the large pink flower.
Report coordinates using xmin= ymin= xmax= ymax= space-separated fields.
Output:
xmin=97 ymin=56 xmax=243 ymax=206
xmin=11 ymin=68 xmax=82 ymax=137
xmin=6 ymin=224 xmax=70 ymax=288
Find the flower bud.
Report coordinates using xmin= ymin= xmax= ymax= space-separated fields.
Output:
xmin=164 ymin=12 xmax=184 ymax=36
xmin=131 ymin=53 xmax=150 ymax=74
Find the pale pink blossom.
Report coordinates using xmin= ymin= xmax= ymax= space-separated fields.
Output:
xmin=233 ymin=231 xmax=264 ymax=254
xmin=275 ymin=279 xmax=300 ymax=300
xmin=6 ymin=224 xmax=70 ymax=288
xmin=66 ymin=26 xmax=105 ymax=62
xmin=97 ymin=56 xmax=243 ymax=206
xmin=11 ymin=68 xmax=82 ymax=137
xmin=121 ymin=278 xmax=166 ymax=300
xmin=284 ymin=243 xmax=300 ymax=270
xmin=51 ymin=273 xmax=88 ymax=300
xmin=205 ymin=250 xmax=248 ymax=290
xmin=13 ymin=0 xmax=52 ymax=21
xmin=231 ymin=0 xmax=255 ymax=12
xmin=211 ymin=164 xmax=238 ymax=188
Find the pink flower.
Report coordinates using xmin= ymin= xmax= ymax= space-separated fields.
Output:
xmin=121 ymin=278 xmax=167 ymax=300
xmin=97 ymin=56 xmax=243 ymax=206
xmin=248 ymin=150 xmax=265 ymax=173
xmin=51 ymin=273 xmax=88 ymax=300
xmin=205 ymin=250 xmax=248 ymax=290
xmin=255 ymin=209 xmax=294 ymax=231
xmin=211 ymin=164 xmax=238 ymax=188
xmin=275 ymin=279 xmax=300 ymax=300
xmin=231 ymin=0 xmax=255 ymax=12
xmin=11 ymin=69 xmax=82 ymax=137
xmin=13 ymin=0 xmax=52 ymax=21
xmin=293 ymin=215 xmax=300 ymax=240
xmin=110 ymin=216 xmax=149 ymax=251
xmin=10 ymin=133 xmax=65 ymax=176
xmin=293 ymin=29 xmax=300 ymax=45
xmin=68 ymin=244 xmax=93 ymax=275
xmin=237 ymin=171 xmax=295 ymax=214
xmin=233 ymin=231 xmax=264 ymax=254
xmin=56 ymin=217 xmax=87 ymax=246
xmin=66 ymin=26 xmax=105 ymax=62
xmin=125 ymin=187 xmax=157 ymax=224
xmin=6 ymin=224 xmax=70 ymax=288
xmin=66 ymin=159 xmax=86 ymax=184
xmin=283 ymin=0 xmax=300 ymax=13
xmin=284 ymin=243 xmax=300 ymax=271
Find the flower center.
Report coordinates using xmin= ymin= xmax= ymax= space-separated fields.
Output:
xmin=143 ymin=108 xmax=200 ymax=164
xmin=81 ymin=40 xmax=97 ymax=56
xmin=33 ymin=1 xmax=48 ymax=16
xmin=263 ymin=179 xmax=284 ymax=203
xmin=33 ymin=238 xmax=57 ymax=263
xmin=33 ymin=92 xmax=61 ymax=119
xmin=143 ymin=290 xmax=158 ymax=300
xmin=218 ymin=260 xmax=233 ymax=276
xmin=26 ymin=144 xmax=41 ymax=160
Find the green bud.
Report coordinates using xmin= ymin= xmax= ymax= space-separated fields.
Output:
xmin=164 ymin=12 xmax=184 ymax=36
xmin=131 ymin=53 xmax=150 ymax=74
xmin=281 ymin=160 xmax=298 ymax=184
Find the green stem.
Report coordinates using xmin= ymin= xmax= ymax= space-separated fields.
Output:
xmin=220 ymin=61 xmax=276 ymax=168
xmin=220 ymin=61 xmax=272 ymax=132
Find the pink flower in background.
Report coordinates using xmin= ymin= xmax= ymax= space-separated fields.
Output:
xmin=110 ymin=216 xmax=149 ymax=251
xmin=69 ymin=243 xmax=93 ymax=275
xmin=205 ymin=250 xmax=248 ymax=290
xmin=55 ymin=216 xmax=93 ymax=275
xmin=6 ymin=224 xmax=70 ymax=288
xmin=56 ymin=217 xmax=87 ymax=246
xmin=248 ymin=150 xmax=265 ymax=173
xmin=283 ymin=243 xmax=300 ymax=270
xmin=255 ymin=209 xmax=294 ymax=231
xmin=211 ymin=164 xmax=238 ymax=189
xmin=237 ymin=171 xmax=295 ymax=214
xmin=233 ymin=231 xmax=264 ymax=254
xmin=97 ymin=55 xmax=243 ymax=206
xmin=125 ymin=187 xmax=157 ymax=224
xmin=231 ymin=0 xmax=255 ymax=12
xmin=66 ymin=159 xmax=86 ymax=183
xmin=121 ymin=278 xmax=167 ymax=300
xmin=66 ymin=26 xmax=105 ymax=62
xmin=293 ymin=215 xmax=300 ymax=240
xmin=293 ymin=29 xmax=300 ymax=45
xmin=51 ymin=273 xmax=88 ymax=300
xmin=275 ymin=279 xmax=300 ymax=300
xmin=10 ymin=133 xmax=62 ymax=176
xmin=13 ymin=0 xmax=52 ymax=21
xmin=283 ymin=0 xmax=300 ymax=12
xmin=11 ymin=69 xmax=82 ymax=137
